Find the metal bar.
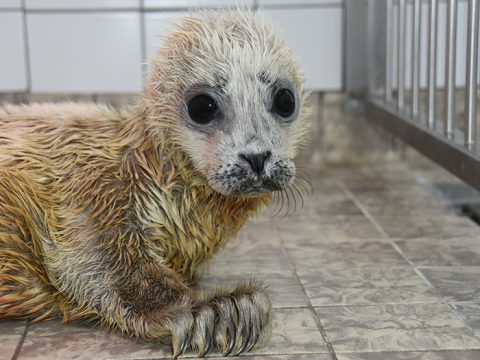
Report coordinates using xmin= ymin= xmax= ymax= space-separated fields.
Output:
xmin=385 ymin=0 xmax=393 ymax=103
xmin=411 ymin=0 xmax=421 ymax=120
xmin=427 ymin=0 xmax=438 ymax=129
xmin=398 ymin=0 xmax=406 ymax=111
xmin=444 ymin=0 xmax=457 ymax=140
xmin=367 ymin=99 xmax=480 ymax=191
xmin=465 ymin=0 xmax=479 ymax=151
xmin=344 ymin=0 xmax=368 ymax=104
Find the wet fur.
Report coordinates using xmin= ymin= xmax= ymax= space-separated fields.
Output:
xmin=0 ymin=11 xmax=308 ymax=357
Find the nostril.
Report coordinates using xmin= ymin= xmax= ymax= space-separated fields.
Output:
xmin=239 ymin=151 xmax=271 ymax=175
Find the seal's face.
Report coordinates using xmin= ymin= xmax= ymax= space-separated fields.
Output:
xmin=148 ymin=12 xmax=309 ymax=196
xmin=180 ymin=74 xmax=301 ymax=196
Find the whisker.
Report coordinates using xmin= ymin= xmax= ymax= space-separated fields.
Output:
xmin=293 ymin=177 xmax=310 ymax=196
xmin=289 ymin=186 xmax=298 ymax=214
xmin=283 ymin=187 xmax=293 ymax=218
xmin=294 ymin=173 xmax=313 ymax=197
xmin=272 ymin=190 xmax=281 ymax=217
xmin=292 ymin=183 xmax=305 ymax=210
xmin=272 ymin=189 xmax=284 ymax=217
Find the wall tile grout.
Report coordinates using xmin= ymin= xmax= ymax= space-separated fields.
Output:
xmin=21 ymin=0 xmax=31 ymax=93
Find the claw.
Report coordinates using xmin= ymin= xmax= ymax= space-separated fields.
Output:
xmin=198 ymin=327 xmax=212 ymax=358
xmin=246 ymin=334 xmax=257 ymax=352
xmin=204 ymin=329 xmax=213 ymax=355
xmin=234 ymin=328 xmax=250 ymax=356
xmin=233 ymin=333 xmax=250 ymax=356
xmin=172 ymin=333 xmax=185 ymax=360
xmin=223 ymin=322 xmax=236 ymax=356
xmin=172 ymin=341 xmax=181 ymax=360
xmin=246 ymin=323 xmax=259 ymax=353
xmin=179 ymin=332 xmax=189 ymax=356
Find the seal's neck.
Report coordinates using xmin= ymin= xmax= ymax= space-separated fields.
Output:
xmin=123 ymin=103 xmax=271 ymax=279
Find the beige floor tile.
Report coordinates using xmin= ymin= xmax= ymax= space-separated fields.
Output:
xmin=315 ymin=304 xmax=480 ymax=352
xmin=328 ymin=163 xmax=415 ymax=185
xmin=351 ymin=184 xmax=439 ymax=202
xmin=298 ymin=266 xmax=439 ymax=306
xmin=419 ymin=267 xmax=480 ymax=303
xmin=17 ymin=320 xmax=171 ymax=360
xmin=207 ymin=250 xmax=292 ymax=276
xmin=353 ymin=191 xmax=450 ymax=217
xmin=233 ymin=218 xmax=279 ymax=246
xmin=340 ymin=176 xmax=422 ymax=194
xmin=451 ymin=302 xmax=480 ymax=335
xmin=211 ymin=355 xmax=332 ymax=360
xmin=0 ymin=320 xmax=27 ymax=360
xmin=337 ymin=350 xmax=480 ymax=360
xmin=205 ymin=218 xmax=291 ymax=275
xmin=395 ymin=238 xmax=480 ymax=266
xmin=274 ymin=215 xmax=385 ymax=243
xmin=305 ymin=173 xmax=341 ymax=193
xmin=374 ymin=214 xmax=479 ymax=240
xmin=197 ymin=271 xmax=308 ymax=308
xmin=293 ymin=193 xmax=364 ymax=217
xmin=207 ymin=237 xmax=291 ymax=275
xmin=286 ymin=240 xmax=407 ymax=270
xmin=254 ymin=308 xmax=329 ymax=355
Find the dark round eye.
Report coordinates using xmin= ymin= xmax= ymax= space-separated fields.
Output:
xmin=188 ymin=94 xmax=218 ymax=124
xmin=272 ymin=88 xmax=295 ymax=118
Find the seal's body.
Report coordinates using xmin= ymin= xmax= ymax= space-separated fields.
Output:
xmin=0 ymin=11 xmax=308 ymax=357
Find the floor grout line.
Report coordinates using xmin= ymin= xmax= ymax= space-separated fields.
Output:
xmin=337 ymin=180 xmax=438 ymax=287
xmin=336 ymin=176 xmax=480 ymax=337
xmin=11 ymin=322 xmax=29 ymax=360
xmin=271 ymin=220 xmax=338 ymax=360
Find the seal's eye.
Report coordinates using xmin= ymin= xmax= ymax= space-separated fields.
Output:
xmin=272 ymin=88 xmax=295 ymax=119
xmin=188 ymin=94 xmax=218 ymax=124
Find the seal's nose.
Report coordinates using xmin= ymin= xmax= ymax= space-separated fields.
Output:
xmin=239 ymin=151 xmax=271 ymax=175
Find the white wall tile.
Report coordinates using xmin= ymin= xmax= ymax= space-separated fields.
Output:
xmin=0 ymin=12 xmax=27 ymax=92
xmin=25 ymin=0 xmax=140 ymax=10
xmin=144 ymin=0 xmax=254 ymax=9
xmin=263 ymin=7 xmax=343 ymax=90
xmin=27 ymin=13 xmax=143 ymax=93
xmin=144 ymin=11 xmax=189 ymax=66
xmin=0 ymin=0 xmax=22 ymax=9
xmin=259 ymin=0 xmax=343 ymax=6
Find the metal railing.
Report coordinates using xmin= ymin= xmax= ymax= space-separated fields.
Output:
xmin=347 ymin=0 xmax=480 ymax=190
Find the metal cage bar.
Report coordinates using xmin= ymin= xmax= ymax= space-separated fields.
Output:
xmin=465 ymin=0 xmax=479 ymax=151
xmin=385 ymin=0 xmax=393 ymax=103
xmin=444 ymin=0 xmax=457 ymax=140
xmin=427 ymin=0 xmax=438 ymax=129
xmin=411 ymin=0 xmax=421 ymax=120
xmin=355 ymin=0 xmax=480 ymax=191
xmin=397 ymin=0 xmax=406 ymax=111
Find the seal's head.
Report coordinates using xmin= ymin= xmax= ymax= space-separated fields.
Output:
xmin=146 ymin=11 xmax=309 ymax=196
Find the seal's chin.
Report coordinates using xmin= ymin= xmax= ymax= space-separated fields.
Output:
xmin=210 ymin=176 xmax=290 ymax=197
xmin=206 ymin=160 xmax=295 ymax=197
xmin=235 ymin=185 xmax=276 ymax=197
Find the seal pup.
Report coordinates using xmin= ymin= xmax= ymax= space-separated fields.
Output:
xmin=0 ymin=10 xmax=309 ymax=357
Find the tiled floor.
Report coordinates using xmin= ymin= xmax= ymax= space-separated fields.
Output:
xmin=1 ymin=92 xmax=480 ymax=359
xmin=2 ymin=159 xmax=480 ymax=360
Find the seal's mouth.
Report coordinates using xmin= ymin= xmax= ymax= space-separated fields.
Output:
xmin=208 ymin=158 xmax=295 ymax=196
xmin=221 ymin=176 xmax=289 ymax=197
